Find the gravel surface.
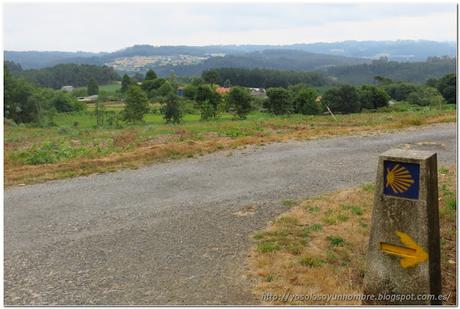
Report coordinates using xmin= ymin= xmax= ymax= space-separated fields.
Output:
xmin=4 ymin=123 xmax=456 ymax=305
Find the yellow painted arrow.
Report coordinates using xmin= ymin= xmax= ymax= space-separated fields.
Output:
xmin=380 ymin=231 xmax=428 ymax=268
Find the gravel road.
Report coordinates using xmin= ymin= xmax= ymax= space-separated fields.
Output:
xmin=4 ymin=123 xmax=456 ymax=305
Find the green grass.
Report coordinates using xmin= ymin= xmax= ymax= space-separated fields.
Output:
xmin=327 ymin=235 xmax=345 ymax=247
xmin=300 ymin=256 xmax=325 ymax=268
xmin=257 ymin=241 xmax=281 ymax=253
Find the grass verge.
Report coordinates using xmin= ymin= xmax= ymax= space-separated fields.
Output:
xmin=248 ymin=166 xmax=456 ymax=305
xmin=5 ymin=109 xmax=455 ymax=186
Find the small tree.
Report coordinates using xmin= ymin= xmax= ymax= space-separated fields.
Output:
xmin=266 ymin=87 xmax=292 ymax=115
xmin=227 ymin=87 xmax=252 ymax=119
xmin=359 ymin=85 xmax=390 ymax=109
xmin=162 ymin=94 xmax=182 ymax=124
xmin=200 ymin=100 xmax=216 ymax=120
xmin=322 ymin=85 xmax=361 ymax=114
xmin=123 ymin=85 xmax=149 ymax=122
xmin=87 ymin=77 xmax=99 ymax=95
xmin=158 ymin=80 xmax=175 ymax=97
xmin=293 ymin=87 xmax=321 ymax=115
xmin=121 ymin=74 xmax=132 ymax=93
xmin=145 ymin=69 xmax=157 ymax=81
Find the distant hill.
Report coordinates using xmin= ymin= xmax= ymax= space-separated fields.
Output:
xmin=5 ymin=40 xmax=455 ymax=70
xmin=326 ymin=57 xmax=456 ymax=84
xmin=150 ymin=49 xmax=369 ymax=77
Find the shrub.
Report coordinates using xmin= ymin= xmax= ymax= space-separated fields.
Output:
xmin=322 ymin=85 xmax=361 ymax=114
xmin=383 ymin=83 xmax=418 ymax=101
xmin=266 ymin=87 xmax=293 ymax=115
xmin=227 ymin=87 xmax=252 ymax=119
xmin=51 ymin=92 xmax=86 ymax=113
xmin=293 ymin=87 xmax=321 ymax=115
xmin=407 ymin=87 xmax=444 ymax=106
xmin=123 ymin=85 xmax=149 ymax=122
xmin=359 ymin=85 xmax=390 ymax=109
xmin=162 ymin=94 xmax=183 ymax=124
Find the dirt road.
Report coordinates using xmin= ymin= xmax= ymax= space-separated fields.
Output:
xmin=4 ymin=123 xmax=456 ymax=305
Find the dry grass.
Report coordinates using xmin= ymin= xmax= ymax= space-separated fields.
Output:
xmin=5 ymin=110 xmax=455 ymax=186
xmin=248 ymin=166 xmax=456 ymax=305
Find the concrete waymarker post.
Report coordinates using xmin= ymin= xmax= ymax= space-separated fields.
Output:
xmin=363 ymin=149 xmax=441 ymax=305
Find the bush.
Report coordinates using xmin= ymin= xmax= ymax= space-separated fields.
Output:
xmin=383 ymin=82 xmax=418 ymax=101
xmin=407 ymin=87 xmax=444 ymax=106
xmin=200 ymin=100 xmax=216 ymax=120
xmin=322 ymin=85 xmax=361 ymax=114
xmin=123 ymin=85 xmax=149 ymax=122
xmin=293 ymin=87 xmax=321 ymax=115
xmin=227 ymin=87 xmax=252 ymax=119
xmin=359 ymin=85 xmax=390 ymax=109
xmin=266 ymin=87 xmax=292 ymax=115
xmin=51 ymin=92 xmax=86 ymax=113
xmin=162 ymin=94 xmax=183 ymax=124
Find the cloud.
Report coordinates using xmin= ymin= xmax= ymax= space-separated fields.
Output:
xmin=3 ymin=3 xmax=456 ymax=51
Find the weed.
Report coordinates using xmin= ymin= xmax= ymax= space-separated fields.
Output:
xmin=361 ymin=182 xmax=375 ymax=192
xmin=439 ymin=167 xmax=449 ymax=174
xmin=287 ymin=243 xmax=302 ymax=255
xmin=327 ymin=235 xmax=345 ymax=247
xmin=257 ymin=241 xmax=280 ymax=253
xmin=306 ymin=205 xmax=320 ymax=213
xmin=275 ymin=216 xmax=299 ymax=226
xmin=265 ymin=274 xmax=274 ymax=282
xmin=300 ymin=256 xmax=324 ymax=268
xmin=446 ymin=199 xmax=456 ymax=210
xmin=322 ymin=215 xmax=337 ymax=225
xmin=337 ymin=214 xmax=350 ymax=222
xmin=282 ymin=199 xmax=297 ymax=208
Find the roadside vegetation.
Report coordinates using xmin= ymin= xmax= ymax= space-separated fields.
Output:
xmin=4 ymin=63 xmax=456 ymax=186
xmin=248 ymin=166 xmax=456 ymax=305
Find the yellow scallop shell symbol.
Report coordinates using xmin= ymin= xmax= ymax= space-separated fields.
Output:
xmin=386 ymin=164 xmax=415 ymax=193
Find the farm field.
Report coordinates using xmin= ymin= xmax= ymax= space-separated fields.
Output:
xmin=5 ymin=104 xmax=455 ymax=187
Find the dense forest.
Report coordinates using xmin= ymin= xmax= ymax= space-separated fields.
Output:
xmin=326 ymin=57 xmax=456 ymax=84
xmin=6 ymin=62 xmax=120 ymax=89
xmin=201 ymin=68 xmax=334 ymax=88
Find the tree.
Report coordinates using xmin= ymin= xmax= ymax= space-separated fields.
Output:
xmin=407 ymin=87 xmax=444 ymax=107
xmin=292 ymin=87 xmax=321 ymax=115
xmin=145 ymin=69 xmax=157 ymax=81
xmin=358 ymin=85 xmax=390 ymax=109
xmin=202 ymin=70 xmax=220 ymax=85
xmin=322 ymin=85 xmax=361 ymax=114
xmin=87 ymin=77 xmax=99 ymax=95
xmin=437 ymin=73 xmax=456 ymax=104
xmin=383 ymin=82 xmax=418 ymax=101
xmin=51 ymin=92 xmax=85 ymax=113
xmin=265 ymin=87 xmax=293 ymax=115
xmin=162 ymin=94 xmax=182 ymax=124
xmin=158 ymin=80 xmax=175 ymax=97
xmin=227 ymin=87 xmax=252 ymax=119
xmin=121 ymin=74 xmax=132 ymax=93
xmin=123 ymin=85 xmax=150 ymax=122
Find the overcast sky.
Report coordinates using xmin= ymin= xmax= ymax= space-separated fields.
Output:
xmin=3 ymin=2 xmax=457 ymax=52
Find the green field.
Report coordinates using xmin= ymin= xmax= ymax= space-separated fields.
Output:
xmin=73 ymin=82 xmax=121 ymax=95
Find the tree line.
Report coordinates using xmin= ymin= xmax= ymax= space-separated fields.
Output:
xmin=200 ymin=67 xmax=333 ymax=88
xmin=5 ymin=61 xmax=120 ymax=89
